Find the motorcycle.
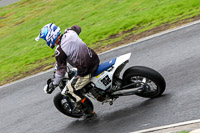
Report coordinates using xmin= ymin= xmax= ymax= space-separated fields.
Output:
xmin=44 ymin=53 xmax=166 ymax=118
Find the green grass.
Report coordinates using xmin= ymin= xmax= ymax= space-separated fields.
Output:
xmin=0 ymin=0 xmax=200 ymax=84
xmin=177 ymin=131 xmax=189 ymax=133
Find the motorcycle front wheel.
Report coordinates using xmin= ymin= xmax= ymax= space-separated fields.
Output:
xmin=122 ymin=66 xmax=166 ymax=98
xmin=53 ymin=92 xmax=94 ymax=118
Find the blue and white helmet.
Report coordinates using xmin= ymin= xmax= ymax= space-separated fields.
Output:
xmin=35 ymin=23 xmax=61 ymax=49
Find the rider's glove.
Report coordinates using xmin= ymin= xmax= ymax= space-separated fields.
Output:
xmin=44 ymin=79 xmax=57 ymax=94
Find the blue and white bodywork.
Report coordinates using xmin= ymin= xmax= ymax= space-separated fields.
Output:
xmin=91 ymin=53 xmax=131 ymax=90
xmin=46 ymin=51 xmax=166 ymax=118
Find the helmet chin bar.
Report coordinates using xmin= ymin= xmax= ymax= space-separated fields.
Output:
xmin=49 ymin=43 xmax=55 ymax=49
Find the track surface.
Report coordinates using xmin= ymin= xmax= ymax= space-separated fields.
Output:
xmin=1 ymin=19 xmax=200 ymax=133
xmin=0 ymin=0 xmax=21 ymax=7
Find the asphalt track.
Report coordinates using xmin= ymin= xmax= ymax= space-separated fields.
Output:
xmin=1 ymin=20 xmax=200 ymax=133
xmin=0 ymin=0 xmax=21 ymax=7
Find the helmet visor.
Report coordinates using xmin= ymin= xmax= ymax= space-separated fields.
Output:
xmin=35 ymin=26 xmax=48 ymax=41
xmin=35 ymin=34 xmax=41 ymax=41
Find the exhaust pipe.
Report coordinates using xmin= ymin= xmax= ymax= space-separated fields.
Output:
xmin=111 ymin=86 xmax=143 ymax=96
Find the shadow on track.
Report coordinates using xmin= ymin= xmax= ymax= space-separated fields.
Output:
xmin=59 ymin=94 xmax=171 ymax=133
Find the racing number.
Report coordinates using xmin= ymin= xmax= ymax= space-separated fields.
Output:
xmin=101 ymin=75 xmax=111 ymax=86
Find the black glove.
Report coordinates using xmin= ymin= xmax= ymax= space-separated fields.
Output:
xmin=43 ymin=79 xmax=57 ymax=94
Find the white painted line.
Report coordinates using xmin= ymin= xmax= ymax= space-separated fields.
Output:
xmin=1 ymin=20 xmax=200 ymax=88
xmin=130 ymin=119 xmax=200 ymax=133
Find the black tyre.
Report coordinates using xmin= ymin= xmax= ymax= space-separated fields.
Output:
xmin=53 ymin=92 xmax=94 ymax=118
xmin=122 ymin=66 xmax=166 ymax=98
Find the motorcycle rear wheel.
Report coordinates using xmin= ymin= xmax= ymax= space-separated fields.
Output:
xmin=122 ymin=66 xmax=166 ymax=98
xmin=53 ymin=92 xmax=94 ymax=118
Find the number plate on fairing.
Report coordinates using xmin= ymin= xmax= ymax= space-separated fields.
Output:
xmin=91 ymin=71 xmax=113 ymax=90
xmin=100 ymin=75 xmax=111 ymax=86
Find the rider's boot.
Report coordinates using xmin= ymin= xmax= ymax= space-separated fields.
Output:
xmin=78 ymin=111 xmax=97 ymax=121
xmin=77 ymin=97 xmax=97 ymax=121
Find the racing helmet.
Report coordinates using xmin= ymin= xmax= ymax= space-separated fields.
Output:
xmin=35 ymin=23 xmax=61 ymax=49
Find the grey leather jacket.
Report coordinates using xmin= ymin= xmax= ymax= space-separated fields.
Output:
xmin=53 ymin=29 xmax=99 ymax=85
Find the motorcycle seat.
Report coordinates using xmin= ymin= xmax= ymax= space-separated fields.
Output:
xmin=93 ymin=58 xmax=116 ymax=76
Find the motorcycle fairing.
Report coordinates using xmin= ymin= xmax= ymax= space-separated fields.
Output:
xmin=91 ymin=53 xmax=132 ymax=90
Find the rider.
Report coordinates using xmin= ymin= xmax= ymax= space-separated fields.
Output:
xmin=35 ymin=23 xmax=100 ymax=121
